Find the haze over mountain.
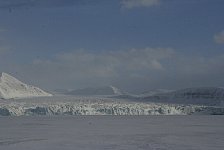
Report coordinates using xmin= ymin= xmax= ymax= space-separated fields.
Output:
xmin=140 ymin=89 xmax=174 ymax=97
xmin=0 ymin=0 xmax=224 ymax=92
xmin=1 ymin=72 xmax=224 ymax=107
xmin=65 ymin=86 xmax=124 ymax=96
xmin=137 ymin=87 xmax=224 ymax=106
xmin=0 ymin=72 xmax=224 ymax=116
xmin=0 ymin=72 xmax=52 ymax=99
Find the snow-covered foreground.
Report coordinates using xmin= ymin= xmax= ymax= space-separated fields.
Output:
xmin=0 ymin=116 xmax=223 ymax=150
xmin=1 ymin=96 xmax=224 ymax=116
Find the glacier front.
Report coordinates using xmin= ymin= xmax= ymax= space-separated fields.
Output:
xmin=1 ymin=96 xmax=224 ymax=116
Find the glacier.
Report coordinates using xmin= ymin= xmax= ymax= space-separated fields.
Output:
xmin=0 ymin=72 xmax=224 ymax=116
xmin=0 ymin=72 xmax=52 ymax=99
xmin=1 ymin=96 xmax=224 ymax=116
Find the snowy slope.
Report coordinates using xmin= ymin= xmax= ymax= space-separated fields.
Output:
xmin=166 ymin=87 xmax=224 ymax=99
xmin=66 ymin=86 xmax=124 ymax=96
xmin=0 ymin=72 xmax=52 ymax=99
xmin=140 ymin=89 xmax=173 ymax=97
xmin=141 ymin=87 xmax=224 ymax=106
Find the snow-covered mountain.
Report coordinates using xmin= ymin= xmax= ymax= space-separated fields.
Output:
xmin=164 ymin=87 xmax=224 ymax=99
xmin=141 ymin=87 xmax=224 ymax=106
xmin=140 ymin=89 xmax=173 ymax=97
xmin=0 ymin=72 xmax=52 ymax=99
xmin=65 ymin=86 xmax=124 ymax=96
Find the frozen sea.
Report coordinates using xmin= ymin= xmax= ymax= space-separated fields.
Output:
xmin=0 ymin=116 xmax=224 ymax=150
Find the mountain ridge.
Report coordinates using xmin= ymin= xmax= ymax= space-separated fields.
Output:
xmin=0 ymin=72 xmax=52 ymax=99
xmin=65 ymin=85 xmax=124 ymax=96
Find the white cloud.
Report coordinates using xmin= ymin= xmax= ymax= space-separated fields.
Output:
xmin=214 ymin=30 xmax=224 ymax=44
xmin=34 ymin=47 xmax=173 ymax=77
xmin=12 ymin=47 xmax=172 ymax=90
xmin=121 ymin=0 xmax=160 ymax=9
xmin=2 ymin=47 xmax=224 ymax=92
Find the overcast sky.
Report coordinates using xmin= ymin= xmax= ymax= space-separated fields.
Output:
xmin=0 ymin=0 xmax=224 ymax=93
